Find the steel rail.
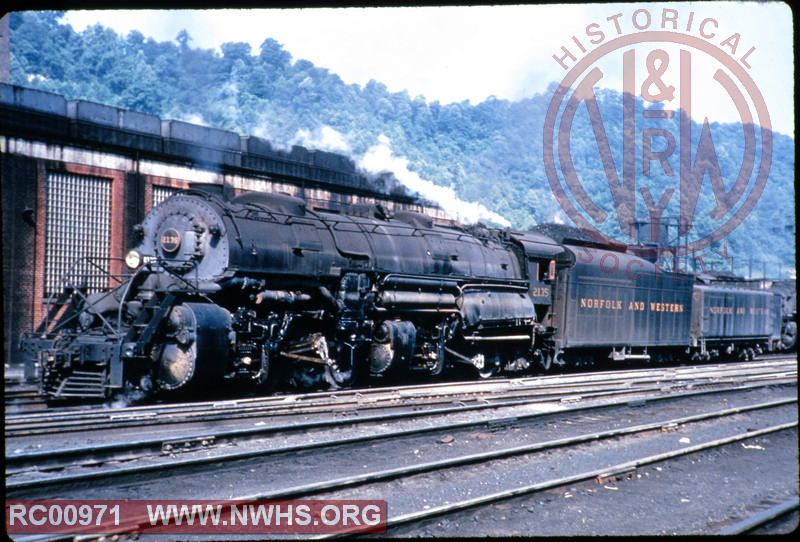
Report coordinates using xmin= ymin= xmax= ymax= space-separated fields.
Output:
xmin=5 ymin=371 xmax=795 ymax=469
xmin=6 ymin=360 xmax=795 ymax=436
xmin=35 ymin=404 xmax=795 ymax=539
xmin=367 ymin=422 xmax=798 ymax=538
xmin=6 ymin=356 xmax=794 ymax=416
xmin=6 ymin=370 xmax=796 ymax=440
xmin=716 ymin=497 xmax=799 ymax=534
xmin=1 ymin=381 xmax=656 ymax=437
xmin=7 ymin=393 xmax=795 ymax=496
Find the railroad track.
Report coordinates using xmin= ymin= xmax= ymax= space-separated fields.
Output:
xmin=6 ymin=360 xmax=796 ymax=492
xmin=4 ymin=382 xmax=48 ymax=412
xmin=6 ymin=354 xmax=794 ymax=415
xmin=6 ymin=358 xmax=795 ymax=438
xmin=6 ymin=383 xmax=796 ymax=537
xmin=715 ymin=497 xmax=799 ymax=534
xmin=4 ymin=360 xmax=796 ymax=476
xmin=5 ymin=358 xmax=796 ymax=538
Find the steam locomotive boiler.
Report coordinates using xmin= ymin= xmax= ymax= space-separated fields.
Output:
xmin=22 ymin=187 xmax=562 ymax=399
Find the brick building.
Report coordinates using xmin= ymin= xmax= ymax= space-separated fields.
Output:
xmin=1 ymin=83 xmax=449 ymax=367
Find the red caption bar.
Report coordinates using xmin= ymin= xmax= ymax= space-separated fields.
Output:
xmin=6 ymin=500 xmax=387 ymax=534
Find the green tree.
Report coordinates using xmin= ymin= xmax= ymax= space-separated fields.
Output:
xmin=8 ymin=11 xmax=794 ymax=274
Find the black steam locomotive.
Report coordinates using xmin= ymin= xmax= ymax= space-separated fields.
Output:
xmin=20 ymin=186 xmax=790 ymax=400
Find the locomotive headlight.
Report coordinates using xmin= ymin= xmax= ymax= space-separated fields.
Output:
xmin=125 ymin=249 xmax=143 ymax=270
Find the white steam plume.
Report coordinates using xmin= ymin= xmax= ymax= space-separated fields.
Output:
xmin=359 ymin=135 xmax=511 ymax=228
xmin=292 ymin=126 xmax=351 ymax=153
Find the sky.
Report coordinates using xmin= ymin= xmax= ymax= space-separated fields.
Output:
xmin=63 ymin=2 xmax=794 ymax=136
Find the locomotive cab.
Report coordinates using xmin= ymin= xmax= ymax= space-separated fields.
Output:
xmin=508 ymin=231 xmax=564 ymax=326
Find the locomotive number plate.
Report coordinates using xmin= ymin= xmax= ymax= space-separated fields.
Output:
xmin=160 ymin=228 xmax=182 ymax=253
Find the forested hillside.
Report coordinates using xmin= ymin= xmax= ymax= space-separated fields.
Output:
xmin=8 ymin=11 xmax=795 ymax=276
